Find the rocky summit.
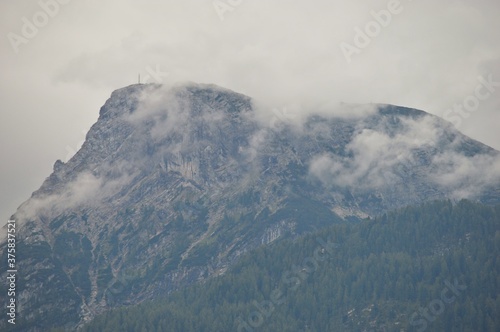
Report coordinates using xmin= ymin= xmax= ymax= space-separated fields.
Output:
xmin=1 ymin=82 xmax=500 ymax=331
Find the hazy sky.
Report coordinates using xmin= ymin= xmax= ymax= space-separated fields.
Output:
xmin=1 ymin=0 xmax=499 ymax=222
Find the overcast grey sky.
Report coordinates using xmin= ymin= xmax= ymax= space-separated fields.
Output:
xmin=1 ymin=0 xmax=499 ymax=222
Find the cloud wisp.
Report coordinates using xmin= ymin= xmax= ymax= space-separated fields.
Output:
xmin=308 ymin=112 xmax=500 ymax=198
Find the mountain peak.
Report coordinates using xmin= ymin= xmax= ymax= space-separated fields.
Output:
xmin=2 ymin=83 xmax=500 ymax=330
xmin=377 ymin=103 xmax=428 ymax=117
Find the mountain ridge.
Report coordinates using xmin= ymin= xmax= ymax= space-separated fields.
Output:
xmin=1 ymin=82 xmax=499 ymax=330
xmin=81 ymin=199 xmax=500 ymax=332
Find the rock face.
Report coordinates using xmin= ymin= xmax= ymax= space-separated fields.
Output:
xmin=1 ymin=82 xmax=499 ymax=330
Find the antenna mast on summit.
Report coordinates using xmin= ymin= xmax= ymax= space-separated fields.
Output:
xmin=138 ymin=73 xmax=141 ymax=84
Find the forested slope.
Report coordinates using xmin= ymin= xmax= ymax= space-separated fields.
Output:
xmin=81 ymin=200 xmax=500 ymax=331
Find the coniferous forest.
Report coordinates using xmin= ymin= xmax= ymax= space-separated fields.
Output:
xmin=79 ymin=200 xmax=500 ymax=332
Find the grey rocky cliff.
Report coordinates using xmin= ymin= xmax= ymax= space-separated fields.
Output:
xmin=1 ymin=82 xmax=499 ymax=331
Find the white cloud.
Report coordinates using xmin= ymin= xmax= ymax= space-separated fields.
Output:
xmin=309 ymin=115 xmax=440 ymax=190
xmin=309 ymin=112 xmax=500 ymax=199
xmin=15 ymin=162 xmax=136 ymax=225
xmin=429 ymin=150 xmax=500 ymax=199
